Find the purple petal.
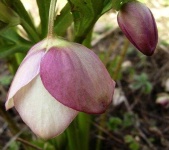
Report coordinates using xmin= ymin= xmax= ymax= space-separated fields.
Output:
xmin=14 ymin=76 xmax=78 ymax=139
xmin=40 ymin=43 xmax=115 ymax=114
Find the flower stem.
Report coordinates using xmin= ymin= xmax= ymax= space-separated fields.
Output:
xmin=112 ymin=38 xmax=130 ymax=80
xmin=66 ymin=119 xmax=80 ymax=150
xmin=77 ymin=113 xmax=91 ymax=150
xmin=96 ymin=38 xmax=130 ymax=150
xmin=95 ymin=112 xmax=107 ymax=150
xmin=47 ymin=0 xmax=57 ymax=38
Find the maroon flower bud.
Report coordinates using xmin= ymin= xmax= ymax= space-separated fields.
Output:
xmin=117 ymin=1 xmax=158 ymax=56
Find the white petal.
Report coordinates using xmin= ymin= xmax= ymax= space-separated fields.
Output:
xmin=14 ymin=75 xmax=78 ymax=139
xmin=5 ymin=50 xmax=45 ymax=110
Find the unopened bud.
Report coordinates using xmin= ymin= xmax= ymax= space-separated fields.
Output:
xmin=117 ymin=1 xmax=158 ymax=56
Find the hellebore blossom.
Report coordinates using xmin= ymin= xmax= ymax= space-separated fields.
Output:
xmin=117 ymin=1 xmax=158 ymax=56
xmin=5 ymin=37 xmax=115 ymax=139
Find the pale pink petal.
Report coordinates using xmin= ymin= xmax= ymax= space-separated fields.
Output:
xmin=27 ymin=40 xmax=46 ymax=55
xmin=14 ymin=76 xmax=78 ymax=139
xmin=40 ymin=43 xmax=115 ymax=114
xmin=5 ymin=50 xmax=45 ymax=110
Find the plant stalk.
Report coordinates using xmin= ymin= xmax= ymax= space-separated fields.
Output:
xmin=96 ymin=38 xmax=130 ymax=150
xmin=77 ymin=113 xmax=91 ymax=150
xmin=47 ymin=0 xmax=57 ymax=38
xmin=66 ymin=119 xmax=80 ymax=150
xmin=112 ymin=38 xmax=130 ymax=80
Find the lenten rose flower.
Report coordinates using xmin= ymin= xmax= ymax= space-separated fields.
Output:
xmin=5 ymin=37 xmax=115 ymax=139
xmin=117 ymin=1 xmax=158 ymax=56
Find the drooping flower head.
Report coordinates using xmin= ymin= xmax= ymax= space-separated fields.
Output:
xmin=117 ymin=1 xmax=158 ymax=56
xmin=6 ymin=37 xmax=115 ymax=139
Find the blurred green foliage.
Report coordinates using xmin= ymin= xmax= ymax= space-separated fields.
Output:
xmin=124 ymin=135 xmax=140 ymax=150
xmin=0 ymin=75 xmax=13 ymax=86
xmin=108 ymin=112 xmax=137 ymax=131
xmin=108 ymin=117 xmax=123 ymax=131
xmin=8 ymin=141 xmax=20 ymax=150
xmin=130 ymin=73 xmax=152 ymax=94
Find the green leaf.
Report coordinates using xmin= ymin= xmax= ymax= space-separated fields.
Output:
xmin=108 ymin=117 xmax=122 ymax=131
xmin=36 ymin=0 xmax=51 ymax=38
xmin=123 ymin=113 xmax=136 ymax=127
xmin=54 ymin=3 xmax=73 ymax=36
xmin=7 ymin=0 xmax=35 ymax=30
xmin=112 ymin=0 xmax=135 ymax=11
xmin=4 ymin=0 xmax=40 ymax=42
xmin=0 ymin=1 xmax=20 ymax=26
xmin=143 ymin=82 xmax=152 ymax=94
xmin=0 ymin=29 xmax=32 ymax=58
xmin=31 ymin=139 xmax=55 ymax=150
xmin=8 ymin=141 xmax=20 ymax=150
xmin=129 ymin=142 xmax=140 ymax=150
xmin=0 ymin=21 xmax=8 ymax=31
xmin=125 ymin=135 xmax=134 ymax=143
xmin=124 ymin=135 xmax=140 ymax=150
xmin=101 ymin=0 xmax=113 ymax=14
xmin=0 ymin=28 xmax=32 ymax=45
xmin=130 ymin=82 xmax=142 ymax=90
xmin=112 ymin=0 xmax=123 ymax=11
xmin=130 ymin=73 xmax=152 ymax=94
xmin=68 ymin=0 xmax=105 ymax=43
xmin=0 ymin=44 xmax=31 ymax=58
xmin=0 ymin=29 xmax=21 ymax=43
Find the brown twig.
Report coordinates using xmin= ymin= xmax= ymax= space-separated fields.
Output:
xmin=0 ymin=101 xmax=19 ymax=135
xmin=2 ymin=127 xmax=26 ymax=150
xmin=93 ymin=122 xmax=124 ymax=144
xmin=123 ymin=96 xmax=157 ymax=150
xmin=17 ymin=138 xmax=42 ymax=150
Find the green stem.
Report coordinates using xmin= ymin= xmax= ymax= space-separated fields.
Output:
xmin=112 ymin=38 xmax=130 ymax=80
xmin=77 ymin=113 xmax=91 ymax=150
xmin=53 ymin=133 xmax=67 ymax=149
xmin=82 ymin=29 xmax=93 ymax=48
xmin=66 ymin=114 xmax=91 ymax=150
xmin=47 ymin=0 xmax=57 ymax=38
xmin=74 ymin=23 xmax=95 ymax=44
xmin=95 ymin=112 xmax=107 ymax=150
xmin=66 ymin=119 xmax=80 ymax=150
xmin=96 ymin=38 xmax=130 ymax=150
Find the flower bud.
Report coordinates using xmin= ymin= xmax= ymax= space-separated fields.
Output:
xmin=156 ymin=93 xmax=169 ymax=108
xmin=117 ymin=1 xmax=158 ymax=56
xmin=6 ymin=37 xmax=115 ymax=139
